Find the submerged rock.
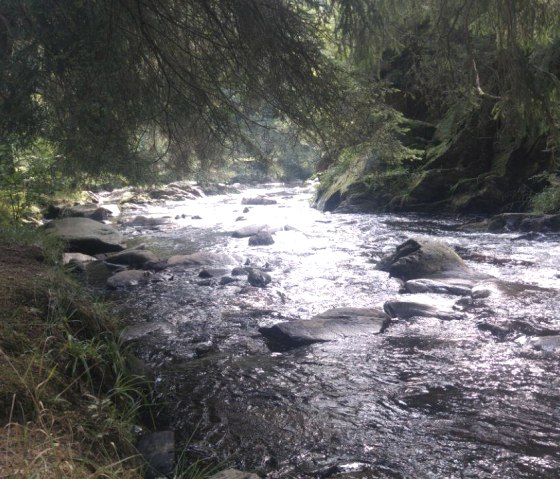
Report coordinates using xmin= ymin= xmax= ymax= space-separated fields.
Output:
xmin=44 ymin=217 xmax=125 ymax=254
xmin=260 ymin=307 xmax=390 ymax=350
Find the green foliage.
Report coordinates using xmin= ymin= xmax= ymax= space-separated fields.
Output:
xmin=530 ymin=181 xmax=560 ymax=214
xmin=0 ymin=0 xmax=342 ymax=181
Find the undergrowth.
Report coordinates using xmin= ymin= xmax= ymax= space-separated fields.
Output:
xmin=0 ymin=225 xmax=149 ymax=478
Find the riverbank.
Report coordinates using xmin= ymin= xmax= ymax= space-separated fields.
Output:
xmin=0 ymin=227 xmax=145 ymax=478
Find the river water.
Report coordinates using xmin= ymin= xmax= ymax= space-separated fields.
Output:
xmin=110 ymin=183 xmax=560 ymax=478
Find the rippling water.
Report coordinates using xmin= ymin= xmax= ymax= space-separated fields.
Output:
xmin=110 ymin=183 xmax=560 ymax=478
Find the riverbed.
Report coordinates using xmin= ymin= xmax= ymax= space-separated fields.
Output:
xmin=107 ymin=183 xmax=560 ymax=478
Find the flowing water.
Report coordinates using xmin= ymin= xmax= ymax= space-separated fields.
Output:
xmin=108 ymin=183 xmax=560 ymax=478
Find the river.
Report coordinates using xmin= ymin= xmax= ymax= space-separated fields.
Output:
xmin=107 ymin=182 xmax=560 ymax=478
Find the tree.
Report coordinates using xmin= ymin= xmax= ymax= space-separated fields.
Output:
xmin=0 ymin=0 xmax=342 ymax=181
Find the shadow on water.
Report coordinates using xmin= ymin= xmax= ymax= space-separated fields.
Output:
xmin=114 ymin=184 xmax=560 ymax=478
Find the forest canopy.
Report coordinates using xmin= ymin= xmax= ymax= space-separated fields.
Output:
xmin=1 ymin=0 xmax=560 ymax=212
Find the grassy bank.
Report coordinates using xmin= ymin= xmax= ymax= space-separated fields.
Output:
xmin=0 ymin=226 xmax=147 ymax=478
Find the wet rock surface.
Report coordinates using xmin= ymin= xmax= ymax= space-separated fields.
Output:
xmin=260 ymin=307 xmax=390 ymax=350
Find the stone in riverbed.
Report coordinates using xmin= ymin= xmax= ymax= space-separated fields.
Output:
xmin=167 ymin=252 xmax=239 ymax=267
xmin=248 ymin=231 xmax=275 ymax=246
xmin=403 ymin=278 xmax=473 ymax=296
xmin=106 ymin=248 xmax=158 ymax=268
xmin=383 ymin=300 xmax=462 ymax=321
xmin=107 ymin=269 xmax=152 ymax=289
xmin=232 ymin=224 xmax=272 ymax=238
xmin=43 ymin=217 xmax=125 ymax=255
xmin=260 ymin=307 xmax=390 ymax=350
xmin=247 ymin=269 xmax=271 ymax=287
xmin=241 ymin=197 xmax=277 ymax=205
xmin=377 ymin=238 xmax=472 ymax=281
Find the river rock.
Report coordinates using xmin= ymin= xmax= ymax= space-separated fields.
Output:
xmin=232 ymin=224 xmax=272 ymax=238
xmin=248 ymin=231 xmax=275 ymax=246
xmin=63 ymin=252 xmax=97 ymax=265
xmin=403 ymin=278 xmax=472 ymax=296
xmin=199 ymin=268 xmax=231 ymax=278
xmin=125 ymin=215 xmax=170 ymax=228
xmin=137 ymin=431 xmax=175 ymax=479
xmin=106 ymin=248 xmax=158 ymax=268
xmin=248 ymin=269 xmax=271 ymax=287
xmin=208 ymin=469 xmax=260 ymax=479
xmin=120 ymin=321 xmax=176 ymax=343
xmin=383 ymin=300 xmax=462 ymax=321
xmin=241 ymin=197 xmax=277 ymax=205
xmin=377 ymin=238 xmax=470 ymax=281
xmin=44 ymin=217 xmax=125 ymax=254
xmin=167 ymin=252 xmax=240 ymax=268
xmin=107 ymin=269 xmax=152 ymax=289
xmin=260 ymin=307 xmax=390 ymax=349
xmin=45 ymin=203 xmax=113 ymax=221
xmin=231 ymin=267 xmax=250 ymax=276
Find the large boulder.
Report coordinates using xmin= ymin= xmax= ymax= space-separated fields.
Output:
xmin=260 ymin=307 xmax=390 ymax=350
xmin=44 ymin=217 xmax=125 ymax=254
xmin=377 ymin=238 xmax=470 ymax=281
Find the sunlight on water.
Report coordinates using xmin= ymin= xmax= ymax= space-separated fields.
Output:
xmin=113 ymin=183 xmax=560 ymax=479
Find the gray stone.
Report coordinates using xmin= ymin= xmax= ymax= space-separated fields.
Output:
xmin=241 ymin=197 xmax=277 ymax=205
xmin=107 ymin=269 xmax=151 ymax=289
xmin=63 ymin=252 xmax=97 ymax=265
xmin=260 ymin=307 xmax=390 ymax=350
xmin=404 ymin=278 xmax=472 ymax=296
xmin=232 ymin=224 xmax=271 ymax=238
xmin=167 ymin=252 xmax=239 ymax=267
xmin=220 ymin=276 xmax=239 ymax=285
xmin=44 ymin=217 xmax=124 ymax=254
xmin=248 ymin=270 xmax=271 ymax=287
xmin=208 ymin=469 xmax=260 ymax=479
xmin=45 ymin=203 xmax=113 ymax=221
xmin=126 ymin=215 xmax=170 ymax=228
xmin=120 ymin=321 xmax=176 ymax=343
xmin=383 ymin=300 xmax=462 ymax=321
xmin=377 ymin=238 xmax=470 ymax=281
xmin=248 ymin=231 xmax=275 ymax=246
xmin=231 ymin=267 xmax=250 ymax=276
xmin=106 ymin=249 xmax=158 ymax=268
xmin=137 ymin=431 xmax=175 ymax=479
